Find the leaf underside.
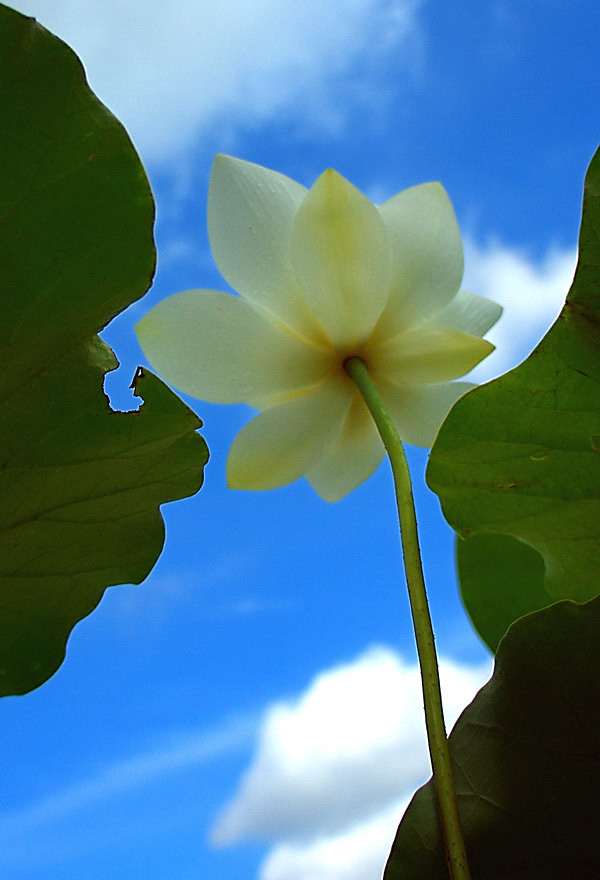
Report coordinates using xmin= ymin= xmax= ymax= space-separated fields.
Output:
xmin=384 ymin=595 xmax=600 ymax=880
xmin=0 ymin=5 xmax=208 ymax=695
xmin=427 ymin=145 xmax=600 ymax=650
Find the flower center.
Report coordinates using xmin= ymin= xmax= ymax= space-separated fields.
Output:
xmin=342 ymin=354 xmax=368 ymax=377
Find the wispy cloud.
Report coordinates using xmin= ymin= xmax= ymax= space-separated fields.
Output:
xmin=217 ymin=596 xmax=296 ymax=617
xmin=19 ymin=0 xmax=426 ymax=166
xmin=211 ymin=646 xmax=491 ymax=879
xmin=105 ymin=547 xmax=262 ymax=631
xmin=0 ymin=715 xmax=254 ymax=842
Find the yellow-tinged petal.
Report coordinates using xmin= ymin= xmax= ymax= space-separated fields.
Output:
xmin=227 ymin=375 xmax=353 ymax=491
xmin=369 ymin=328 xmax=494 ymax=385
xmin=377 ymin=378 xmax=474 ymax=448
xmin=136 ymin=289 xmax=330 ymax=404
xmin=420 ymin=289 xmax=503 ymax=337
xmin=208 ymin=155 xmax=324 ymax=343
xmin=306 ymin=397 xmax=385 ymax=502
xmin=291 ymin=169 xmax=391 ymax=349
xmin=373 ymin=182 xmax=463 ymax=341
xmin=137 ymin=153 xmax=500 ymax=499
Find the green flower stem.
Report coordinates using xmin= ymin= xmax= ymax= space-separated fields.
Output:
xmin=344 ymin=356 xmax=470 ymax=880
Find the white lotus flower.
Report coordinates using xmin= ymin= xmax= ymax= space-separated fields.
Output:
xmin=136 ymin=155 xmax=501 ymax=502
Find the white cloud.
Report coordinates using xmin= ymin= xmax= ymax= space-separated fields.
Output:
xmin=260 ymin=800 xmax=408 ymax=880
xmin=18 ymin=0 xmax=425 ymax=165
xmin=462 ymin=238 xmax=577 ymax=381
xmin=211 ymin=647 xmax=491 ymax=880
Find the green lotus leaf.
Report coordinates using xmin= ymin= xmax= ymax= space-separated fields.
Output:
xmin=0 ymin=5 xmax=208 ymax=695
xmin=384 ymin=595 xmax=600 ymax=879
xmin=427 ymin=145 xmax=600 ymax=650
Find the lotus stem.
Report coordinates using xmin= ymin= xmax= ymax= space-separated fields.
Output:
xmin=344 ymin=355 xmax=471 ymax=880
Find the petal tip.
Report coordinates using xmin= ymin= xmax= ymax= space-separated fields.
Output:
xmin=423 ymin=180 xmax=453 ymax=206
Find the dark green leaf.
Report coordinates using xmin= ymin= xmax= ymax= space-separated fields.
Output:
xmin=427 ymin=146 xmax=600 ymax=650
xmin=384 ymin=596 xmax=600 ymax=880
xmin=0 ymin=5 xmax=208 ymax=695
xmin=456 ymin=534 xmax=550 ymax=652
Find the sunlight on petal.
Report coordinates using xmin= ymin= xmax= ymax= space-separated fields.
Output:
xmin=422 ymin=289 xmax=503 ymax=337
xmin=370 ymin=329 xmax=494 ymax=384
xmin=306 ymin=397 xmax=385 ymax=502
xmin=208 ymin=155 xmax=325 ymax=342
xmin=136 ymin=289 xmax=330 ymax=403
xmin=291 ymin=169 xmax=390 ymax=349
xmin=377 ymin=379 xmax=475 ymax=448
xmin=227 ymin=375 xmax=354 ymax=491
xmin=373 ymin=182 xmax=463 ymax=340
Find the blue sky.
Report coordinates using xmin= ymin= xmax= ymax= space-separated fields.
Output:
xmin=2 ymin=1 xmax=598 ymax=878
